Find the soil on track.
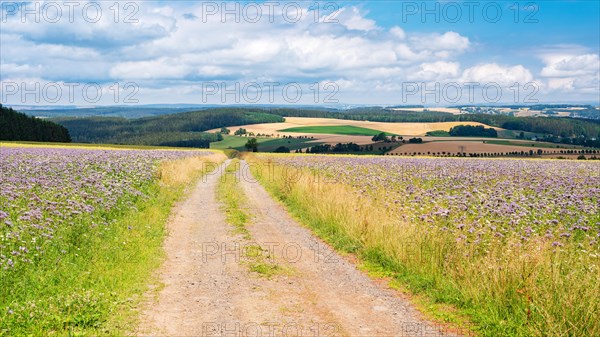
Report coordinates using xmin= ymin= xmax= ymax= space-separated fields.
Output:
xmin=135 ymin=160 xmax=460 ymax=336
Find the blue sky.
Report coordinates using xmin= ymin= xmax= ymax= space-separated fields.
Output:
xmin=1 ymin=1 xmax=598 ymax=106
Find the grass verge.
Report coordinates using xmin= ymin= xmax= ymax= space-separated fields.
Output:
xmin=216 ymin=159 xmax=250 ymax=239
xmin=0 ymin=151 xmax=226 ymax=336
xmin=215 ymin=159 xmax=289 ymax=278
xmin=247 ymin=154 xmax=599 ymax=337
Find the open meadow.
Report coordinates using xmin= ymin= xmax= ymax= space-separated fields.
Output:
xmin=249 ymin=153 xmax=600 ymax=337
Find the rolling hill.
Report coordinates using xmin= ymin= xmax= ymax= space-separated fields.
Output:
xmin=51 ymin=108 xmax=284 ymax=147
xmin=0 ymin=105 xmax=71 ymax=142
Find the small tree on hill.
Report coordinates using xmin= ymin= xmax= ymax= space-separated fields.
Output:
xmin=245 ymin=138 xmax=258 ymax=152
xmin=372 ymin=132 xmax=389 ymax=142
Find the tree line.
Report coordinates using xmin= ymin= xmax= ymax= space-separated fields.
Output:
xmin=52 ymin=108 xmax=283 ymax=147
xmin=0 ymin=105 xmax=71 ymax=142
xmin=449 ymin=125 xmax=498 ymax=137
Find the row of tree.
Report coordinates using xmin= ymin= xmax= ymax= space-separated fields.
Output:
xmin=0 ymin=105 xmax=71 ymax=142
xmin=305 ymin=143 xmax=363 ymax=153
xmin=391 ymin=149 xmax=600 ymax=157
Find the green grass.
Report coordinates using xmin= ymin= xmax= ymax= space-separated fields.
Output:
xmin=247 ymin=161 xmax=484 ymax=335
xmin=496 ymin=129 xmax=543 ymax=139
xmin=248 ymin=262 xmax=286 ymax=277
xmin=257 ymin=138 xmax=323 ymax=152
xmin=278 ymin=125 xmax=395 ymax=136
xmin=250 ymin=155 xmax=600 ymax=336
xmin=211 ymin=135 xmax=321 ymax=152
xmin=216 ymin=161 xmax=290 ymax=278
xmin=216 ymin=159 xmax=251 ymax=239
xmin=210 ymin=135 xmax=253 ymax=150
xmin=0 ymin=157 xmax=220 ymax=336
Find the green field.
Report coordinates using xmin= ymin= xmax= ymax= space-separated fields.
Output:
xmin=496 ymin=129 xmax=544 ymax=139
xmin=210 ymin=135 xmax=320 ymax=152
xmin=278 ymin=125 xmax=395 ymax=136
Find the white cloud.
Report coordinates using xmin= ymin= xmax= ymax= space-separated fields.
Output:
xmin=390 ymin=26 xmax=406 ymax=40
xmin=540 ymin=54 xmax=599 ymax=77
xmin=0 ymin=1 xmax=176 ymax=48
xmin=411 ymin=32 xmax=470 ymax=52
xmin=3 ymin=2 xmax=596 ymax=104
xmin=536 ymin=48 xmax=599 ymax=95
xmin=409 ymin=61 xmax=460 ymax=81
xmin=103 ymin=3 xmax=471 ymax=82
xmin=460 ymin=63 xmax=534 ymax=86
xmin=336 ymin=7 xmax=377 ymax=31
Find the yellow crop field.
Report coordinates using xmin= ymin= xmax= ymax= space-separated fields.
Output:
xmin=209 ymin=117 xmax=496 ymax=137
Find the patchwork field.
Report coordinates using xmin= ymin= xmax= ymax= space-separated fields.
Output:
xmin=208 ymin=117 xmax=495 ymax=137
xmin=279 ymin=125 xmax=397 ymax=136
xmin=389 ymin=140 xmax=551 ymax=155
xmin=210 ymin=135 xmax=322 ymax=152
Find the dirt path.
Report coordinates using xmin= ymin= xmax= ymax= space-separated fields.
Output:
xmin=136 ymin=160 xmax=460 ymax=336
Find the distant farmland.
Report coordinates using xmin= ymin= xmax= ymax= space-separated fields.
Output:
xmin=278 ymin=125 xmax=395 ymax=136
xmin=208 ymin=117 xmax=495 ymax=137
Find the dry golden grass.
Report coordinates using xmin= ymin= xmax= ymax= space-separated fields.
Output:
xmin=158 ymin=152 xmax=226 ymax=186
xmin=208 ymin=117 xmax=496 ymax=137
xmin=249 ymin=154 xmax=600 ymax=337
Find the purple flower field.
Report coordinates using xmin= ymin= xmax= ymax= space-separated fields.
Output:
xmin=271 ymin=155 xmax=600 ymax=249
xmin=0 ymin=147 xmax=211 ymax=270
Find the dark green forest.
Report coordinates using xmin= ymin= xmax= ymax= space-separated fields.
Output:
xmin=449 ymin=125 xmax=498 ymax=138
xmin=52 ymin=108 xmax=284 ymax=147
xmin=0 ymin=105 xmax=71 ymax=142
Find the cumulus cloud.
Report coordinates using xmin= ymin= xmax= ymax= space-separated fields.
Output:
xmin=410 ymin=32 xmax=470 ymax=52
xmin=460 ymin=63 xmax=534 ymax=86
xmin=540 ymin=54 xmax=599 ymax=77
xmin=389 ymin=26 xmax=406 ymax=40
xmin=409 ymin=61 xmax=460 ymax=81
xmin=3 ymin=2 xmax=595 ymax=104
xmin=0 ymin=1 xmax=176 ymax=48
xmin=103 ymin=3 xmax=472 ymax=83
xmin=336 ymin=7 xmax=376 ymax=31
xmin=536 ymin=47 xmax=599 ymax=95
